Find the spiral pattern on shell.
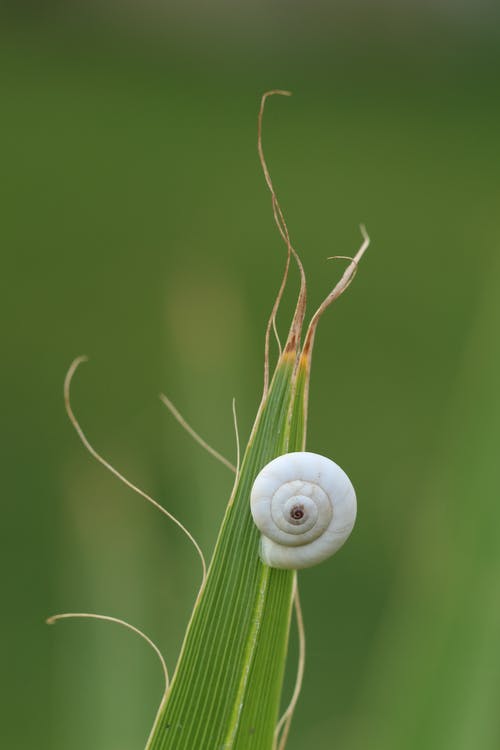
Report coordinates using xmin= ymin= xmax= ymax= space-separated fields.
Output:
xmin=250 ymin=451 xmax=357 ymax=569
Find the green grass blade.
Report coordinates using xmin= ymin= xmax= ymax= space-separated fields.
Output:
xmin=146 ymin=350 xmax=306 ymax=749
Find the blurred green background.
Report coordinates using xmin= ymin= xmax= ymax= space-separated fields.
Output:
xmin=2 ymin=2 xmax=500 ymax=749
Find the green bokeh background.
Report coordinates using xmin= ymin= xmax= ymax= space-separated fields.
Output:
xmin=2 ymin=4 xmax=500 ymax=749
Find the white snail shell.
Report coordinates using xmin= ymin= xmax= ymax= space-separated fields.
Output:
xmin=250 ymin=452 xmax=357 ymax=569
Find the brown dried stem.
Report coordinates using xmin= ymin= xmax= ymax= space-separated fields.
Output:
xmin=258 ymin=90 xmax=307 ymax=396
